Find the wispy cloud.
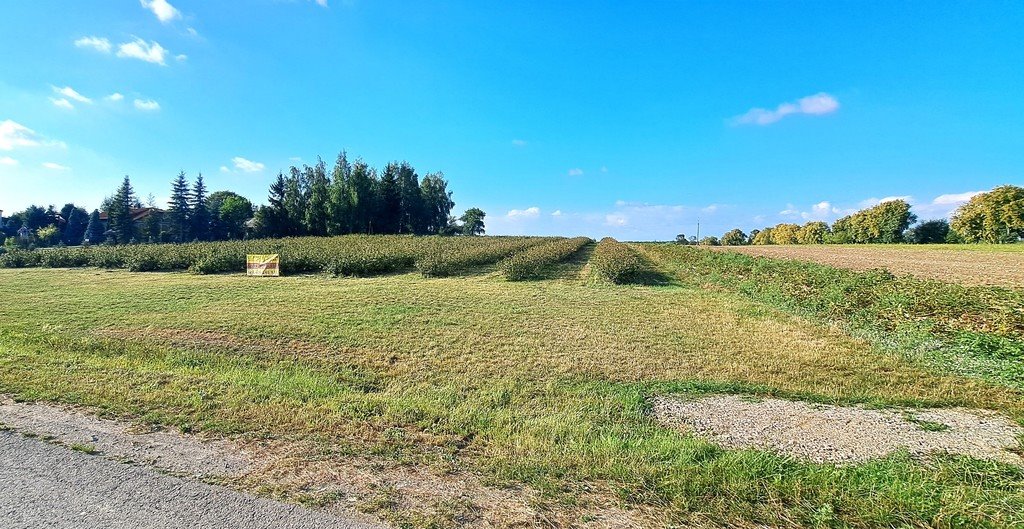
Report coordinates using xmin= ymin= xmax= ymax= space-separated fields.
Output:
xmin=50 ymin=98 xmax=75 ymax=110
xmin=117 ymin=38 xmax=169 ymax=65
xmin=134 ymin=99 xmax=161 ymax=111
xmin=732 ymin=92 xmax=839 ymax=126
xmin=106 ymin=93 xmax=124 ymax=102
xmin=933 ymin=191 xmax=983 ymax=205
xmin=0 ymin=156 xmax=17 ymax=166
xmin=0 ymin=120 xmax=42 ymax=151
xmin=175 ymin=54 xmax=188 ymax=62
xmin=52 ymin=86 xmax=92 ymax=104
xmin=140 ymin=0 xmax=181 ymax=23
xmin=506 ymin=206 xmax=540 ymax=220
xmin=42 ymin=162 xmax=70 ymax=171
xmin=313 ymin=0 xmax=329 ymax=7
xmin=232 ymin=157 xmax=265 ymax=172
xmin=74 ymin=36 xmax=112 ymax=53
xmin=567 ymin=168 xmax=583 ymax=176
xmin=511 ymin=139 xmax=527 ymax=147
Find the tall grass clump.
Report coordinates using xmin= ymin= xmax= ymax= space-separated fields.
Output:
xmin=589 ymin=238 xmax=649 ymax=283
xmin=499 ymin=237 xmax=591 ymax=280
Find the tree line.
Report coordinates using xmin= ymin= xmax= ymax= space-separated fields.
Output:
xmin=680 ymin=185 xmax=1024 ymax=246
xmin=252 ymin=152 xmax=483 ymax=238
xmin=1 ymin=151 xmax=486 ymax=250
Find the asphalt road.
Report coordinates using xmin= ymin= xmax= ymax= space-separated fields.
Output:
xmin=0 ymin=431 xmax=382 ymax=529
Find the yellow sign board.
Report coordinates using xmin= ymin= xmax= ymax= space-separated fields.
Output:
xmin=246 ymin=254 xmax=280 ymax=276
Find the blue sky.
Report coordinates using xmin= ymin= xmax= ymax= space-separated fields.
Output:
xmin=1 ymin=0 xmax=1021 ymax=240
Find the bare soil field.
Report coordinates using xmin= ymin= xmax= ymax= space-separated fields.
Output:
xmin=712 ymin=244 xmax=1024 ymax=287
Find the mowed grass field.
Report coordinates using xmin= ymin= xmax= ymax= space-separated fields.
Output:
xmin=712 ymin=243 xmax=1024 ymax=287
xmin=1 ymin=239 xmax=1023 ymax=528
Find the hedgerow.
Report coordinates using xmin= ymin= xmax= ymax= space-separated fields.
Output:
xmin=0 ymin=235 xmax=559 ymax=278
xmin=589 ymin=238 xmax=649 ymax=283
xmin=499 ymin=237 xmax=592 ymax=280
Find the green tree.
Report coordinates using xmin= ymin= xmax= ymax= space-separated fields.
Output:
xmin=348 ymin=160 xmax=377 ymax=234
xmin=60 ymin=204 xmax=89 ymax=245
xmin=907 ymin=219 xmax=950 ymax=244
xmin=190 ymin=173 xmax=211 ymax=241
xmin=797 ymin=221 xmax=829 ymax=244
xmin=375 ymin=163 xmax=402 ymax=234
xmin=84 ymin=209 xmax=105 ymax=244
xmin=397 ymin=162 xmax=425 ymax=234
xmin=327 ymin=152 xmax=352 ymax=235
xmin=752 ymin=227 xmax=773 ymax=245
xmin=420 ymin=172 xmax=454 ymax=235
xmin=950 ymin=185 xmax=1024 ymax=243
xmin=459 ymin=207 xmax=486 ymax=236
xmin=209 ymin=191 xmax=254 ymax=240
xmin=283 ymin=167 xmax=306 ymax=236
xmin=142 ymin=210 xmax=164 ymax=243
xmin=107 ymin=176 xmax=137 ymax=244
xmin=166 ymin=171 xmax=192 ymax=242
xmin=255 ymin=174 xmax=288 ymax=238
xmin=303 ymin=159 xmax=331 ymax=236
xmin=720 ymin=229 xmax=746 ymax=246
xmin=699 ymin=236 xmax=720 ymax=246
xmin=772 ymin=223 xmax=801 ymax=244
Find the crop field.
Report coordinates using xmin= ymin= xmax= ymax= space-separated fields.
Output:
xmin=1 ymin=236 xmax=1023 ymax=528
xmin=711 ymin=244 xmax=1024 ymax=288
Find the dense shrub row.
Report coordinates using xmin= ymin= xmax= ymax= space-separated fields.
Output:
xmin=589 ymin=238 xmax=649 ymax=283
xmin=498 ymin=237 xmax=592 ymax=280
xmin=415 ymin=237 xmax=545 ymax=277
xmin=648 ymin=244 xmax=1024 ymax=345
xmin=0 ymin=236 xmax=552 ymax=277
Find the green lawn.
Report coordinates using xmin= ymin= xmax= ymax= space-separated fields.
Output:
xmin=1 ymin=263 xmax=1022 ymax=527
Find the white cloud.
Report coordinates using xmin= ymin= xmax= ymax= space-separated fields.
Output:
xmin=314 ymin=0 xmax=329 ymax=6
xmin=106 ymin=93 xmax=124 ymax=102
xmin=140 ymin=0 xmax=181 ymax=23
xmin=567 ymin=168 xmax=584 ymax=176
xmin=511 ymin=139 xmax=527 ymax=147
xmin=74 ymin=36 xmax=111 ymax=53
xmin=52 ymin=86 xmax=92 ymax=104
xmin=858 ymin=195 xmax=913 ymax=209
xmin=186 ymin=27 xmax=200 ymax=38
xmin=134 ymin=99 xmax=161 ymax=111
xmin=50 ymin=98 xmax=75 ymax=110
xmin=506 ymin=206 xmax=541 ymax=220
xmin=605 ymin=213 xmax=628 ymax=227
xmin=551 ymin=210 xmax=563 ymax=217
xmin=42 ymin=162 xmax=69 ymax=171
xmin=175 ymin=54 xmax=188 ymax=62
xmin=732 ymin=92 xmax=840 ymax=126
xmin=289 ymin=156 xmax=303 ymax=162
xmin=232 ymin=157 xmax=265 ymax=173
xmin=933 ymin=191 xmax=983 ymax=205
xmin=219 ymin=166 xmax=230 ymax=173
xmin=0 ymin=120 xmax=42 ymax=151
xmin=117 ymin=38 xmax=169 ymax=65
xmin=0 ymin=156 xmax=17 ymax=166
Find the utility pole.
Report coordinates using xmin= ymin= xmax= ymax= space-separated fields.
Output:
xmin=696 ymin=219 xmax=700 ymax=241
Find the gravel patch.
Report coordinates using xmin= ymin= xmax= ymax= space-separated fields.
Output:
xmin=654 ymin=395 xmax=1024 ymax=465
xmin=0 ymin=396 xmax=250 ymax=478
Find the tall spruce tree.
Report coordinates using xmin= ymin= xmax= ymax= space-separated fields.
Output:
xmin=375 ymin=163 xmax=402 ymax=234
xmin=167 ymin=171 xmax=192 ymax=242
xmin=108 ymin=176 xmax=137 ymax=244
xmin=190 ymin=173 xmax=211 ymax=241
xmin=396 ymin=162 xmax=425 ymax=234
xmin=348 ymin=160 xmax=376 ymax=234
xmin=84 ymin=209 xmax=105 ymax=244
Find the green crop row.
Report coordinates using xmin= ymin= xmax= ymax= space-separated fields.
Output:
xmin=498 ymin=237 xmax=592 ymax=280
xmin=0 ymin=236 xmax=548 ymax=277
xmin=589 ymin=237 xmax=649 ymax=283
xmin=414 ymin=237 xmax=546 ymax=277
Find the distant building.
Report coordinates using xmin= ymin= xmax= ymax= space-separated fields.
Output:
xmin=98 ymin=207 xmax=164 ymax=230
